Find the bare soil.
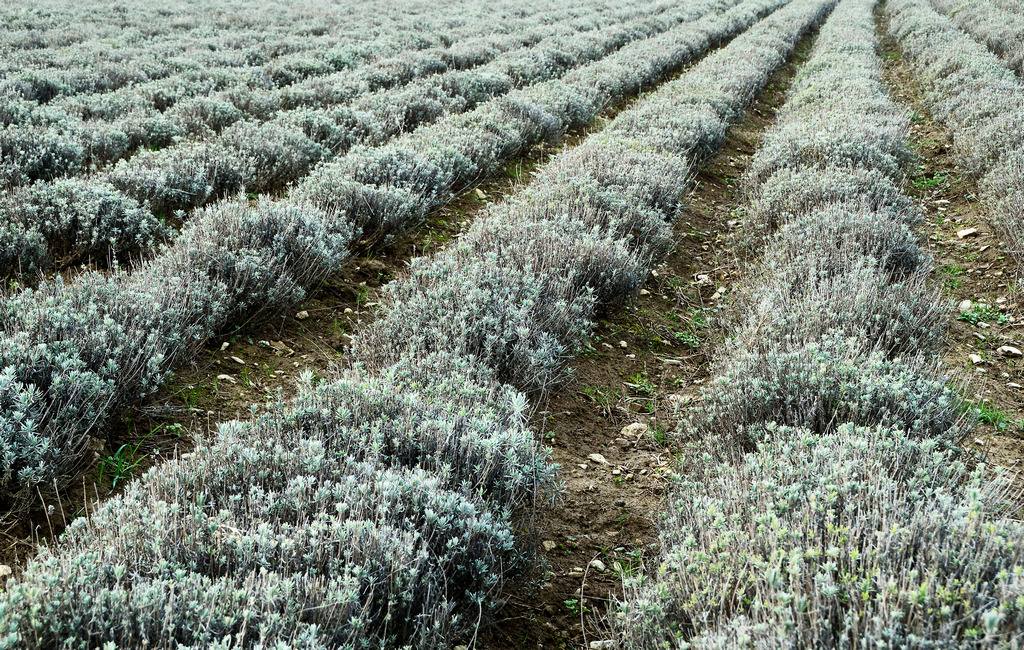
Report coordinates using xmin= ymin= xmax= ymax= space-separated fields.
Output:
xmin=877 ymin=7 xmax=1024 ymax=484
xmin=0 ymin=73 xmax=661 ymax=570
xmin=476 ymin=40 xmax=811 ymax=650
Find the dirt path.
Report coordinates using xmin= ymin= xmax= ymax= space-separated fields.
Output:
xmin=476 ymin=38 xmax=813 ymax=650
xmin=877 ymin=6 xmax=1024 ymax=482
xmin=0 ymin=112 xmax=631 ymax=569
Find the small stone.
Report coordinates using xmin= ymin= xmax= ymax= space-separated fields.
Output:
xmin=612 ymin=469 xmax=621 ymax=476
xmin=295 ymin=310 xmax=310 ymax=320
xmin=588 ymin=453 xmax=609 ymax=465
xmin=216 ymin=374 xmax=237 ymax=384
xmin=639 ymin=289 xmax=651 ymax=296
xmin=270 ymin=340 xmax=294 ymax=357
xmin=615 ymin=438 xmax=631 ymax=449
xmin=542 ymin=540 xmax=557 ymax=552
xmin=974 ymin=438 xmax=986 ymax=446
xmin=619 ymin=340 xmax=628 ymax=348
xmin=589 ymin=559 xmax=607 ymax=573
xmin=621 ymin=422 xmax=651 ymax=437
xmin=710 ymin=291 xmax=721 ymax=300
xmin=958 ymin=299 xmax=973 ymax=312
xmin=579 ymin=463 xmax=588 ymax=470
xmin=474 ymin=188 xmax=487 ymax=200
xmin=0 ymin=565 xmax=11 ymax=579
xmin=970 ymin=354 xmax=984 ymax=365
xmin=220 ymin=342 xmax=230 ymax=351
xmin=997 ymin=345 xmax=1023 ymax=357
xmin=957 ymin=228 xmax=978 ymax=238
xmin=230 ymin=356 xmax=246 ymax=365
xmin=602 ymin=342 xmax=614 ymax=349
xmin=1008 ymin=383 xmax=1022 ymax=389
xmin=344 ymin=307 xmax=353 ymax=314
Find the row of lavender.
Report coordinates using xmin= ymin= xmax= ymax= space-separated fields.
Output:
xmin=0 ymin=0 xmax=784 ymax=523
xmin=888 ymin=0 xmax=1024 ymax=267
xmin=0 ymin=1 xmax=656 ymax=214
xmin=0 ymin=0 xmax=612 ymax=115
xmin=0 ymin=0 xmax=837 ymax=645
xmin=0 ymin=0 xmax=441 ymax=95
xmin=0 ymin=0 xmax=717 ymax=279
xmin=618 ymin=0 xmax=1024 ymax=646
xmin=928 ymin=0 xmax=1024 ymax=75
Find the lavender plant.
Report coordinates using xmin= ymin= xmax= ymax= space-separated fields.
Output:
xmin=0 ymin=0 xmax=842 ymax=643
xmin=929 ymin=0 xmax=1024 ymax=74
xmin=887 ymin=0 xmax=1024 ymax=265
xmin=620 ymin=424 xmax=1023 ymax=648
xmin=616 ymin=0 xmax=1023 ymax=645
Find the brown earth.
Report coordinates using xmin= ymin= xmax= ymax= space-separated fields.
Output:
xmin=12 ymin=14 xmax=1005 ymax=650
xmin=0 ymin=65 xmax=667 ymax=570
xmin=475 ymin=39 xmax=812 ymax=650
xmin=877 ymin=7 xmax=1024 ymax=485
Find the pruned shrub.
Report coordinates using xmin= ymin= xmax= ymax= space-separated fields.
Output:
xmin=693 ymin=333 xmax=962 ymax=445
xmin=0 ymin=178 xmax=167 ymax=276
xmin=544 ymin=135 xmax=691 ymax=217
xmin=355 ymin=254 xmax=595 ymax=393
xmin=457 ymin=209 xmax=645 ymax=310
xmin=220 ymin=120 xmax=327 ymax=193
xmin=762 ymin=202 xmax=928 ymax=282
xmin=277 ymin=105 xmax=381 ymax=154
xmin=153 ymin=197 xmax=353 ymax=323
xmin=287 ymin=353 xmax=555 ymax=509
xmin=618 ymin=424 xmax=1022 ymax=649
xmin=0 ymin=272 xmax=169 ymax=510
xmin=107 ymin=141 xmax=247 ymax=215
xmin=164 ymin=95 xmax=245 ymax=136
xmin=290 ymin=174 xmax=427 ymax=245
xmin=741 ymin=256 xmax=946 ymax=357
xmin=746 ymin=113 xmax=912 ymax=188
xmin=0 ymin=123 xmax=85 ymax=187
xmin=743 ymin=165 xmax=917 ymax=239
xmin=519 ymin=180 xmax=675 ymax=259
xmin=0 ymin=418 xmax=519 ymax=648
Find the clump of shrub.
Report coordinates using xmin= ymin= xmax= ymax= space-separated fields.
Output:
xmin=0 ymin=2 xmax=839 ymax=644
xmin=618 ymin=423 xmax=1023 ymax=649
xmin=693 ymin=333 xmax=962 ymax=445
xmin=0 ymin=178 xmax=167 ymax=277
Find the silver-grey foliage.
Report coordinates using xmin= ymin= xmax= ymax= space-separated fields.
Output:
xmin=0 ymin=0 xmax=795 ymax=514
xmin=929 ymin=0 xmax=1024 ymax=75
xmin=887 ymin=0 xmax=1024 ymax=266
xmin=0 ymin=0 xmax=833 ymax=643
xmin=0 ymin=179 xmax=166 ymax=278
xmin=621 ymin=424 xmax=1024 ymax=648
xmin=617 ymin=0 xmax=1021 ymax=646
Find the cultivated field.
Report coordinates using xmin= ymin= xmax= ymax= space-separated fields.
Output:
xmin=1 ymin=0 xmax=1023 ymax=647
